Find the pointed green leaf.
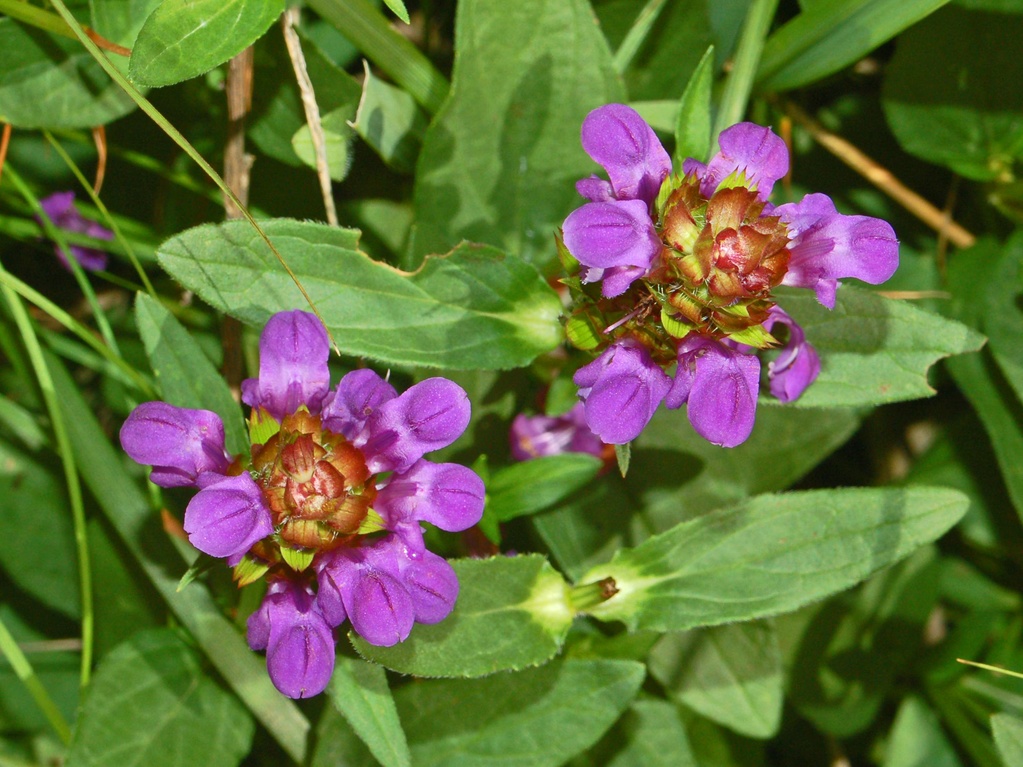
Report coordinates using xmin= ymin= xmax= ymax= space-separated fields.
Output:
xmin=0 ymin=18 xmax=136 ymax=128
xmin=885 ymin=697 xmax=964 ymax=767
xmin=134 ymin=294 xmax=247 ymax=456
xmin=327 ymin=658 xmax=410 ymax=767
xmin=992 ymin=714 xmax=1023 ymax=767
xmin=757 ymin=0 xmax=949 ymax=91
xmin=674 ymin=45 xmax=716 ymax=166
xmin=352 ymin=555 xmax=573 ymax=677
xmin=156 ymin=219 xmax=563 ymax=370
xmin=649 ymin=621 xmax=783 ymax=739
xmin=396 ymin=659 xmax=645 ymax=767
xmin=129 ymin=0 xmax=285 ymax=87
xmin=594 ymin=699 xmax=697 ymax=767
xmin=409 ymin=0 xmax=625 ymax=268
xmin=487 ymin=454 xmax=602 ymax=522
xmin=579 ymin=487 xmax=967 ymax=631
xmin=291 ymin=106 xmax=357 ymax=182
xmin=778 ymin=285 xmax=984 ymax=408
xmin=65 ymin=629 xmax=254 ymax=767
xmin=352 ymin=64 xmax=428 ymax=173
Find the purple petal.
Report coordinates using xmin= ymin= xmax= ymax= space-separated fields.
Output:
xmin=361 ymin=378 xmax=471 ymax=473
xmin=183 ymin=473 xmax=273 ymax=559
xmin=313 ymin=552 xmax=352 ymax=628
xmin=347 ymin=568 xmax=416 ymax=646
xmin=600 ymin=264 xmax=649 ymax=298
xmin=399 ymin=549 xmax=459 ymax=624
xmin=376 ymin=459 xmax=485 ymax=531
xmin=573 ymin=341 xmax=671 ymax=444
xmin=38 ymin=191 xmax=113 ymax=272
xmin=40 ymin=192 xmax=77 ymax=223
xmin=509 ymin=403 xmax=604 ymax=460
xmin=763 ymin=307 xmax=820 ymax=402
xmin=670 ymin=338 xmax=760 ymax=447
xmin=249 ymin=581 xmax=335 ymax=698
xmin=321 ymin=368 xmax=398 ymax=440
xmin=700 ymin=123 xmax=789 ymax=200
xmin=241 ymin=311 xmax=331 ymax=420
xmin=778 ymin=194 xmax=899 ymax=308
xmin=562 ymin=200 xmax=661 ymax=271
xmin=119 ymin=401 xmax=230 ymax=487
xmin=580 ymin=104 xmax=671 ymax=203
xmin=576 ymin=176 xmax=614 ymax=202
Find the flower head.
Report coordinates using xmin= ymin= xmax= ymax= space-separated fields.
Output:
xmin=560 ymin=105 xmax=899 ymax=446
xmin=121 ymin=310 xmax=485 ymax=698
xmin=37 ymin=192 xmax=113 ymax=271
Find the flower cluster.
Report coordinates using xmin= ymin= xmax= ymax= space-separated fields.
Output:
xmin=120 ymin=311 xmax=485 ymax=698
xmin=509 ymin=402 xmax=607 ymax=461
xmin=560 ymin=104 xmax=899 ymax=447
xmin=37 ymin=191 xmax=113 ymax=272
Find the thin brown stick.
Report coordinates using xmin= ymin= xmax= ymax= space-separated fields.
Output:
xmin=0 ymin=123 xmax=11 ymax=186
xmin=91 ymin=125 xmax=107 ymax=195
xmin=780 ymin=100 xmax=977 ymax=250
xmin=281 ymin=6 xmax=338 ymax=226
xmin=86 ymin=28 xmax=131 ymax=57
xmin=221 ymin=47 xmax=255 ymax=400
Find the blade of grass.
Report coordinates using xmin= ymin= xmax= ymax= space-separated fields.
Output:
xmin=0 ymin=616 xmax=72 ymax=745
xmin=713 ymin=0 xmax=779 ymax=143
xmin=42 ymin=131 xmax=156 ymax=296
xmin=612 ymin=0 xmax=670 ymax=74
xmin=0 ymin=283 xmax=93 ymax=694
xmin=47 ymin=351 xmax=311 ymax=763
xmin=4 ymin=165 xmax=121 ymax=357
xmin=0 ymin=267 xmax=156 ymax=397
xmin=306 ymin=0 xmax=448 ymax=114
xmin=46 ymin=0 xmax=334 ymax=350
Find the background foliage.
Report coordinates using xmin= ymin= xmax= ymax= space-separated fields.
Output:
xmin=1 ymin=0 xmax=1022 ymax=765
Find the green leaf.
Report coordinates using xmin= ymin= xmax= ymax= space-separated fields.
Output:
xmin=885 ymin=697 xmax=964 ymax=767
xmin=351 ymin=63 xmax=428 ymax=173
xmin=48 ymin=353 xmax=311 ymax=763
xmin=578 ymin=487 xmax=967 ymax=631
xmin=65 ymin=629 xmax=254 ymax=767
xmin=396 ymin=659 xmax=645 ymax=767
xmin=881 ymin=6 xmax=1023 ymax=181
xmin=327 ymin=658 xmax=410 ymax=767
xmin=778 ymin=285 xmax=984 ymax=408
xmin=156 ymin=219 xmax=563 ymax=370
xmin=0 ymin=437 xmax=79 ymax=617
xmin=592 ymin=699 xmax=697 ymax=767
xmin=352 ymin=555 xmax=573 ymax=677
xmin=756 ymin=0 xmax=949 ymax=92
xmin=134 ymin=294 xmax=247 ymax=456
xmin=487 ymin=455 xmax=603 ymax=523
xmin=409 ymin=0 xmax=625 ymax=268
xmin=290 ymin=106 xmax=357 ymax=182
xmin=249 ymin=29 xmax=363 ymax=168
xmin=129 ymin=0 xmax=285 ymax=87
xmin=674 ymin=45 xmax=716 ymax=166
xmin=381 ymin=0 xmax=410 ymax=23
xmin=981 ymin=234 xmax=1023 ymax=408
xmin=649 ymin=621 xmax=782 ymax=739
xmin=90 ymin=0 xmax=163 ymax=48
xmin=787 ymin=547 xmax=941 ymax=736
xmin=992 ymin=713 xmax=1023 ymax=767
xmin=0 ymin=18 xmax=136 ymax=128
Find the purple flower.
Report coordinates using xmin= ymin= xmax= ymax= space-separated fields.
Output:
xmin=121 ymin=310 xmax=485 ymax=698
xmin=37 ymin=191 xmax=113 ymax=271
xmin=559 ymin=104 xmax=900 ymax=447
xmin=573 ymin=340 xmax=672 ymax=445
xmin=509 ymin=403 xmax=605 ymax=461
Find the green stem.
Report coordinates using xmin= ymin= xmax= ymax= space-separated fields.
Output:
xmin=712 ymin=0 xmax=779 ymax=144
xmin=42 ymin=131 xmax=157 ymax=297
xmin=4 ymin=165 xmax=121 ymax=357
xmin=612 ymin=0 xmax=669 ymax=74
xmin=307 ymin=0 xmax=449 ymax=114
xmin=0 ymin=283 xmax=94 ymax=695
xmin=0 ymin=617 xmax=72 ymax=745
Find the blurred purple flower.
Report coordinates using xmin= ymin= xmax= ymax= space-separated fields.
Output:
xmin=121 ymin=310 xmax=484 ymax=698
xmin=37 ymin=191 xmax=113 ymax=271
xmin=509 ymin=403 xmax=605 ymax=461
xmin=560 ymin=104 xmax=900 ymax=447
